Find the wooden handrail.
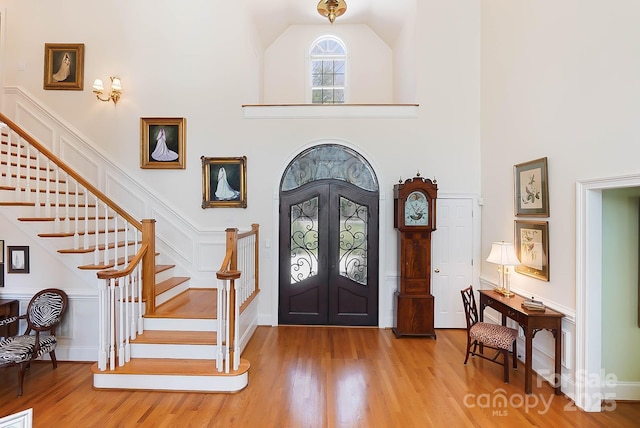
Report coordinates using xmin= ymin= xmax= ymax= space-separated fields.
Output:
xmin=96 ymin=243 xmax=148 ymax=280
xmin=0 ymin=113 xmax=142 ymax=230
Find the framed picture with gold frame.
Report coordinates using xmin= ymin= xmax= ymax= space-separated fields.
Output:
xmin=514 ymin=220 xmax=549 ymax=281
xmin=43 ymin=43 xmax=84 ymax=90
xmin=140 ymin=117 xmax=186 ymax=169
xmin=201 ymin=156 xmax=247 ymax=208
xmin=514 ymin=157 xmax=549 ymax=217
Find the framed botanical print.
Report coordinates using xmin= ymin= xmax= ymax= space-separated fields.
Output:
xmin=201 ymin=156 xmax=247 ymax=208
xmin=43 ymin=43 xmax=84 ymax=90
xmin=514 ymin=157 xmax=549 ymax=217
xmin=514 ymin=220 xmax=549 ymax=281
xmin=140 ymin=117 xmax=186 ymax=169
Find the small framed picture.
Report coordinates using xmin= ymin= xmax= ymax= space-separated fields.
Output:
xmin=43 ymin=43 xmax=84 ymax=90
xmin=201 ymin=156 xmax=247 ymax=208
xmin=7 ymin=246 xmax=29 ymax=274
xmin=0 ymin=240 xmax=4 ymax=287
xmin=514 ymin=157 xmax=549 ymax=217
xmin=140 ymin=117 xmax=186 ymax=169
xmin=514 ymin=220 xmax=549 ymax=281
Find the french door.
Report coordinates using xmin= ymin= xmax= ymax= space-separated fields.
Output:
xmin=279 ymin=180 xmax=378 ymax=326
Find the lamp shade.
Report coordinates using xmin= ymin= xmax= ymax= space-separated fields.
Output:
xmin=486 ymin=242 xmax=520 ymax=266
xmin=110 ymin=78 xmax=122 ymax=91
xmin=92 ymin=79 xmax=104 ymax=91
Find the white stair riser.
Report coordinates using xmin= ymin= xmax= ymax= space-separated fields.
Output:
xmin=131 ymin=343 xmax=217 ymax=359
xmin=93 ymin=372 xmax=248 ymax=393
xmin=143 ymin=317 xmax=216 ymax=332
xmin=155 ymin=280 xmax=189 ymax=305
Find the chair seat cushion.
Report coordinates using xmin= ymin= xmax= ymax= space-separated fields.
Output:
xmin=470 ymin=322 xmax=517 ymax=350
xmin=0 ymin=335 xmax=58 ymax=365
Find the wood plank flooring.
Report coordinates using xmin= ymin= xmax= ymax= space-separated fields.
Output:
xmin=0 ymin=327 xmax=638 ymax=427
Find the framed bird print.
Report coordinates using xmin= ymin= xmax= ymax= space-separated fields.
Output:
xmin=514 ymin=157 xmax=549 ymax=217
xmin=201 ymin=156 xmax=247 ymax=208
xmin=140 ymin=117 xmax=186 ymax=169
xmin=43 ymin=43 xmax=84 ymax=90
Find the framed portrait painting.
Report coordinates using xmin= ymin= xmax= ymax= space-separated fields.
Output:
xmin=514 ymin=157 xmax=549 ymax=217
xmin=202 ymin=156 xmax=247 ymax=208
xmin=7 ymin=246 xmax=29 ymax=274
xmin=140 ymin=117 xmax=186 ymax=169
xmin=43 ymin=43 xmax=84 ymax=90
xmin=514 ymin=220 xmax=549 ymax=281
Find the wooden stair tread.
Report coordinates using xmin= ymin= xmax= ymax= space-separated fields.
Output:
xmin=18 ymin=216 xmax=113 ymax=221
xmin=0 ymin=201 xmax=35 ymax=206
xmin=148 ymin=289 xmax=217 ymax=319
xmin=156 ymin=276 xmax=190 ymax=294
xmin=90 ymin=358 xmax=249 ymax=376
xmin=38 ymin=228 xmax=126 ymax=237
xmin=77 ymin=253 xmax=161 ymax=270
xmin=132 ymin=330 xmax=217 ymax=345
xmin=58 ymin=240 xmax=135 ymax=253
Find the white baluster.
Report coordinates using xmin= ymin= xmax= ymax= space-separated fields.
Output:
xmin=94 ymin=196 xmax=100 ymax=266
xmin=73 ymin=182 xmax=80 ymax=249
xmin=109 ymin=278 xmax=116 ymax=370
xmin=83 ymin=189 xmax=90 ymax=249
xmin=98 ymin=278 xmax=107 ymax=371
xmin=103 ymin=205 xmax=109 ymax=266
xmin=118 ymin=283 xmax=125 ymax=367
xmin=64 ymin=172 xmax=71 ymax=232
xmin=34 ymin=151 xmax=41 ymax=217
xmin=54 ymin=169 xmax=60 ymax=233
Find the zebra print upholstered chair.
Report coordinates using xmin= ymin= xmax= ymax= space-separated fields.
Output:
xmin=0 ymin=288 xmax=68 ymax=396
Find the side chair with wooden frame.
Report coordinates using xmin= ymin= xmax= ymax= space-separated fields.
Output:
xmin=0 ymin=288 xmax=68 ymax=396
xmin=460 ymin=285 xmax=518 ymax=383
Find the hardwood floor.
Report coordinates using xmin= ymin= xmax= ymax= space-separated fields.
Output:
xmin=0 ymin=327 xmax=638 ymax=427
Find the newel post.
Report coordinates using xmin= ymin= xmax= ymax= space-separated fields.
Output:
xmin=142 ymin=219 xmax=156 ymax=314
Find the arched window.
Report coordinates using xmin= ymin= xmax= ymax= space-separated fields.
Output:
xmin=309 ymin=36 xmax=347 ymax=104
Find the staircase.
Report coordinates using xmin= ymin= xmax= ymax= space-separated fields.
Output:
xmin=91 ymin=289 xmax=250 ymax=392
xmin=0 ymin=112 xmax=255 ymax=392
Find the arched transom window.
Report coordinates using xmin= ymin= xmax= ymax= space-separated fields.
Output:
xmin=309 ymin=36 xmax=347 ymax=104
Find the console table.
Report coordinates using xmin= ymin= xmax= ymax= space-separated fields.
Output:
xmin=0 ymin=299 xmax=19 ymax=338
xmin=478 ymin=289 xmax=564 ymax=395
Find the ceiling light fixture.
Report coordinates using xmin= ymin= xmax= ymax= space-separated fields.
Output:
xmin=317 ymin=0 xmax=347 ymax=24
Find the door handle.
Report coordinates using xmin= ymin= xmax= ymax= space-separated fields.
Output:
xmin=434 ymin=268 xmax=440 ymax=273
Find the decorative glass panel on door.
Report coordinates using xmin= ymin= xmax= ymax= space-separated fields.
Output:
xmin=339 ymin=196 xmax=367 ymax=285
xmin=290 ymin=197 xmax=319 ymax=284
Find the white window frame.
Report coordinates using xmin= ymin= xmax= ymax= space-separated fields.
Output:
xmin=306 ymin=35 xmax=348 ymax=104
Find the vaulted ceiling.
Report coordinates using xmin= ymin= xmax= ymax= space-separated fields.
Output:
xmin=246 ymin=0 xmax=415 ymax=49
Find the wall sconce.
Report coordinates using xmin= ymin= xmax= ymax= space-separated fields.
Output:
xmin=92 ymin=77 xmax=122 ymax=105
xmin=486 ymin=241 xmax=521 ymax=297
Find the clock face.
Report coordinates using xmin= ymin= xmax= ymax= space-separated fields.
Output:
xmin=404 ymin=191 xmax=429 ymax=226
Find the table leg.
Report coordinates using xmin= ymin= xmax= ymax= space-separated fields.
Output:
xmin=554 ymin=327 xmax=562 ymax=395
xmin=525 ymin=327 xmax=533 ymax=394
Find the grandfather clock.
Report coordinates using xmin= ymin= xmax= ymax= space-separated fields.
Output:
xmin=392 ymin=174 xmax=438 ymax=338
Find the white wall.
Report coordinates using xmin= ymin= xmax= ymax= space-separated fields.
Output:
xmin=0 ymin=0 xmax=480 ymax=353
xmin=263 ymin=24 xmax=392 ymax=104
xmin=481 ymin=0 xmax=640 ymax=394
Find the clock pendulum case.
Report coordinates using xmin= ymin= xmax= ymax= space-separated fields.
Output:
xmin=392 ymin=174 xmax=438 ymax=338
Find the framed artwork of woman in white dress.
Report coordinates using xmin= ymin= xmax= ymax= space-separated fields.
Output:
xmin=201 ymin=156 xmax=247 ymax=208
xmin=140 ymin=117 xmax=186 ymax=169
xmin=43 ymin=43 xmax=84 ymax=90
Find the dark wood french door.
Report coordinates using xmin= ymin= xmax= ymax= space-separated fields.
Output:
xmin=279 ymin=180 xmax=378 ymax=326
